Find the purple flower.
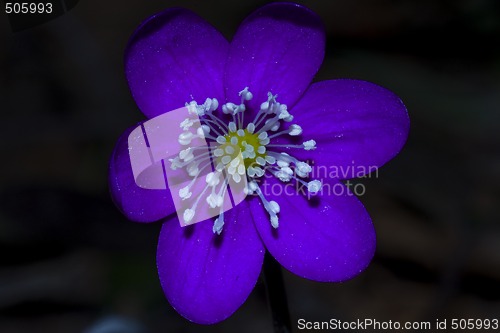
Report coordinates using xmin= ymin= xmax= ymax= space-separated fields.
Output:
xmin=109 ymin=3 xmax=409 ymax=324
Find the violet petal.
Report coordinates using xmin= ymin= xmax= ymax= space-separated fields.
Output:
xmin=225 ymin=3 xmax=325 ymax=111
xmin=285 ymin=79 xmax=410 ymax=179
xmin=250 ymin=177 xmax=375 ymax=282
xmin=109 ymin=126 xmax=175 ymax=222
xmin=157 ymin=200 xmax=265 ymax=324
xmin=125 ymin=8 xmax=229 ymax=119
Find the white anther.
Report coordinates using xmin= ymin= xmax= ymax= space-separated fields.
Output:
xmin=237 ymin=164 xmax=245 ymax=175
xmin=169 ymin=157 xmax=182 ymax=170
xmin=230 ymin=157 xmax=240 ymax=168
xmin=183 ymin=209 xmax=195 ymax=224
xmin=215 ymin=163 xmax=224 ymax=172
xmin=225 ymin=146 xmax=235 ymax=154
xmin=296 ymin=161 xmax=312 ymax=174
xmin=216 ymin=136 xmax=226 ymax=144
xmin=247 ymin=123 xmax=256 ymax=133
xmin=303 ymin=140 xmax=317 ymax=150
xmin=257 ymin=146 xmax=266 ymax=154
xmin=202 ymin=124 xmax=211 ymax=134
xmin=179 ymin=148 xmax=190 ymax=159
xmin=232 ymin=173 xmax=242 ymax=183
xmin=178 ymin=132 xmax=193 ymax=145
xmin=179 ymin=186 xmax=192 ymax=200
xmin=239 ymin=87 xmax=253 ymax=101
xmin=260 ymin=138 xmax=270 ymax=145
xmin=221 ymin=155 xmax=231 ymax=165
xmin=206 ymin=193 xmax=223 ymax=208
xmin=254 ymin=167 xmax=265 ymax=177
xmin=247 ymin=167 xmax=256 ymax=177
xmin=258 ymin=132 xmax=268 ymax=140
xmin=223 ymin=103 xmax=237 ymax=114
xmin=180 ymin=118 xmax=194 ymax=130
xmin=307 ymin=180 xmax=322 ymax=193
xmin=277 ymin=159 xmax=289 ymax=167
xmin=186 ymin=163 xmax=199 ymax=176
xmin=256 ymin=156 xmax=266 ymax=166
xmin=237 ymin=129 xmax=245 ymax=137
xmin=206 ymin=172 xmax=220 ymax=187
xmin=210 ymin=98 xmax=219 ymax=111
xmin=186 ymin=101 xmax=198 ymax=115
xmin=276 ymin=167 xmax=293 ymax=182
xmin=248 ymin=181 xmax=258 ymax=191
xmin=187 ymin=100 xmax=207 ymax=116
xmin=265 ymin=155 xmax=276 ymax=164
xmin=230 ymin=136 xmax=238 ymax=145
xmin=213 ymin=217 xmax=224 ymax=235
xmin=288 ymin=124 xmax=302 ymax=136
xmin=270 ymin=215 xmax=279 ymax=228
xmin=214 ymin=148 xmax=224 ymax=157
xmin=202 ymin=97 xmax=218 ymax=113
xmin=279 ymin=107 xmax=293 ymax=122
xmin=196 ymin=125 xmax=204 ymax=139
xmin=228 ymin=122 xmax=237 ymax=132
xmin=268 ymin=200 xmax=280 ymax=214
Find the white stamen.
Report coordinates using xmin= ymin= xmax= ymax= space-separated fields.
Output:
xmin=307 ymin=180 xmax=322 ymax=193
xmin=265 ymin=155 xmax=276 ymax=164
xmin=183 ymin=209 xmax=195 ymax=224
xmin=213 ymin=148 xmax=224 ymax=157
xmin=303 ymin=140 xmax=317 ymax=150
xmin=206 ymin=172 xmax=220 ymax=187
xmin=206 ymin=193 xmax=223 ymax=208
xmin=178 ymin=132 xmax=193 ymax=145
xmin=296 ymin=162 xmax=312 ymax=177
xmin=179 ymin=186 xmax=192 ymax=200
xmin=239 ymin=87 xmax=253 ymax=101
xmin=288 ymin=124 xmax=302 ymax=136
xmin=175 ymin=88 xmax=319 ymax=232
xmin=256 ymin=156 xmax=266 ymax=166
xmin=237 ymin=164 xmax=245 ymax=175
xmin=269 ymin=200 xmax=280 ymax=213
xmin=213 ymin=216 xmax=224 ymax=235
xmin=228 ymin=122 xmax=237 ymax=132
xmin=247 ymin=123 xmax=255 ymax=133
xmin=270 ymin=215 xmax=279 ymax=228
xmin=223 ymin=103 xmax=237 ymax=114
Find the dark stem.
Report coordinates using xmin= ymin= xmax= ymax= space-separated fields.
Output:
xmin=263 ymin=251 xmax=292 ymax=333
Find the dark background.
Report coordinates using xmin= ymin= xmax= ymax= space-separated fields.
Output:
xmin=1 ymin=0 xmax=499 ymax=332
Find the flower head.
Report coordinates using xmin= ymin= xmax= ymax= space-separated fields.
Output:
xmin=109 ymin=3 xmax=409 ymax=324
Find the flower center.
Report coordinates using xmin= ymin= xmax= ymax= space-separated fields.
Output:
xmin=170 ymin=87 xmax=322 ymax=234
xmin=217 ymin=130 xmax=262 ymax=168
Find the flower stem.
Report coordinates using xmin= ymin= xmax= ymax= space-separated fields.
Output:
xmin=263 ymin=251 xmax=292 ymax=333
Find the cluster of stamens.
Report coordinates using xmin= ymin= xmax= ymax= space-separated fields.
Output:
xmin=169 ymin=87 xmax=322 ymax=234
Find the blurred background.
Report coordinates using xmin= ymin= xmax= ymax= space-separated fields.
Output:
xmin=1 ymin=0 xmax=499 ymax=332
